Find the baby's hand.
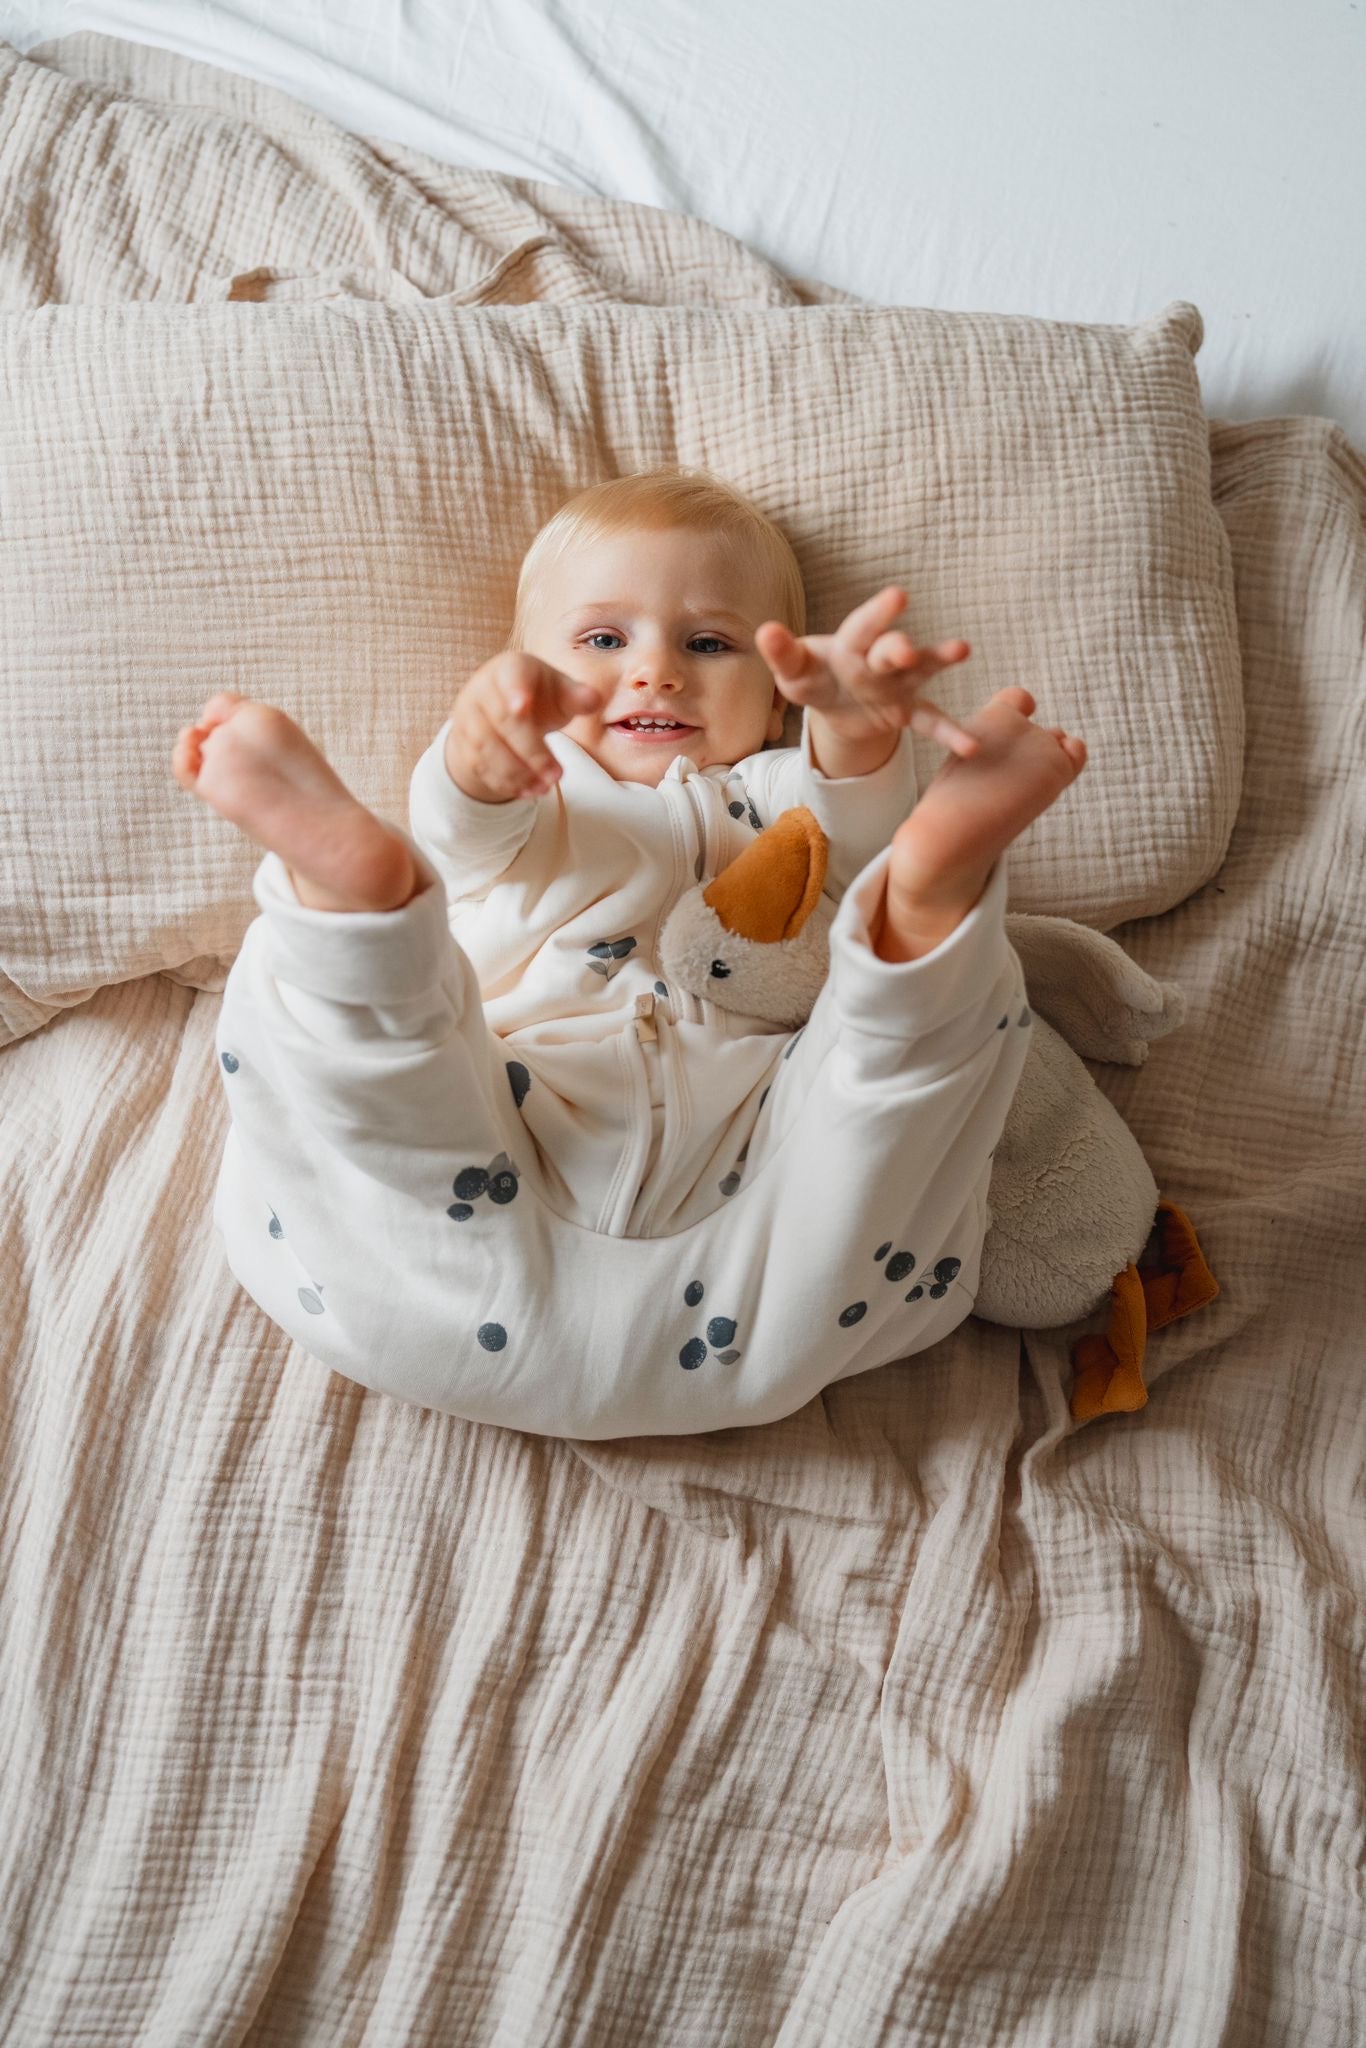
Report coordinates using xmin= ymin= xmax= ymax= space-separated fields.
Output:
xmin=446 ymin=652 xmax=603 ymax=803
xmin=755 ymin=586 xmax=981 ymax=759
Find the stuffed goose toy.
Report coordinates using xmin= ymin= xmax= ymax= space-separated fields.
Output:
xmin=659 ymin=806 xmax=1219 ymax=1422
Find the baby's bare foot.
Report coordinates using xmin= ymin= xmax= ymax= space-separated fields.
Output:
xmin=172 ymin=693 xmax=421 ymax=912
xmin=875 ymin=686 xmax=1086 ymax=961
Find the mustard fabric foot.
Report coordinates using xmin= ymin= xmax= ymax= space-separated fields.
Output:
xmin=1137 ymin=1198 xmax=1221 ymax=1331
xmin=1069 ymin=1262 xmax=1149 ymax=1421
xmin=1068 ymin=1198 xmax=1221 ymax=1422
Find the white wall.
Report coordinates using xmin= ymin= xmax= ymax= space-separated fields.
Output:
xmin=3 ymin=0 xmax=1362 ymax=444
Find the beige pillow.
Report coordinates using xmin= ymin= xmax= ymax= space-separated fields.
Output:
xmin=0 ymin=297 xmax=1241 ymax=1046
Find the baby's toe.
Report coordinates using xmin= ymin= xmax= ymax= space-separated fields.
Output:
xmin=197 ymin=690 xmax=252 ymax=731
xmin=171 ymin=730 xmax=202 ymax=786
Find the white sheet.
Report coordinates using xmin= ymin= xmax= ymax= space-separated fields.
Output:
xmin=3 ymin=0 xmax=1363 ymax=444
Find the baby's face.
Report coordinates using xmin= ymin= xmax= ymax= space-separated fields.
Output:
xmin=517 ymin=526 xmax=789 ymax=785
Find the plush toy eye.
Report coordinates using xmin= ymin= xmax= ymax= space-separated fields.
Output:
xmin=709 ymin=959 xmax=731 ymax=978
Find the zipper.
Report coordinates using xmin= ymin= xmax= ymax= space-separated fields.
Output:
xmin=626 ymin=772 xmax=711 ymax=1235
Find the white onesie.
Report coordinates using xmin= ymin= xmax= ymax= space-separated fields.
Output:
xmin=212 ymin=710 xmax=1033 ymax=1438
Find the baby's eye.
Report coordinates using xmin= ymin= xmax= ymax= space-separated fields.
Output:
xmin=584 ymin=631 xmax=624 ymax=651
xmin=689 ymin=636 xmax=731 ymax=655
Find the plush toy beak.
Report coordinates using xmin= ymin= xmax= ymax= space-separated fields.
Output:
xmin=702 ymin=805 xmax=828 ymax=940
xmin=657 ymin=805 xmax=835 ymax=1029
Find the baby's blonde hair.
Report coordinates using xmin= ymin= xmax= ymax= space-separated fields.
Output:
xmin=509 ymin=466 xmax=806 ymax=650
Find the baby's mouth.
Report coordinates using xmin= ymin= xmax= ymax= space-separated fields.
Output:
xmin=610 ymin=717 xmax=698 ymax=744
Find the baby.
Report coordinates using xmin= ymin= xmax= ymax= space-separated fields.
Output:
xmin=173 ymin=468 xmax=1086 ymax=1440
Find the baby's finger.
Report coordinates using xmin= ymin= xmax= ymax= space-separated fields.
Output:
xmin=868 ymin=631 xmax=971 ymax=675
xmin=495 ymin=661 xmax=597 ymax=782
xmin=754 ymin=621 xmax=828 ymax=684
xmin=472 ymin=695 xmax=558 ymax=797
xmin=548 ymin=670 xmax=605 ymax=723
xmin=909 ymin=696 xmax=981 ymax=758
xmin=835 ymin=585 xmax=907 ymax=657
xmin=488 ymin=678 xmax=562 ymax=787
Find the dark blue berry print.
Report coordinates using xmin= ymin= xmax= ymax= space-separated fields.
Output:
xmin=506 ymin=1060 xmax=531 ymax=1108
xmin=875 ymin=1241 xmax=891 ymax=1261
xmin=587 ymin=935 xmax=638 ymax=979
xmin=477 ymin=1323 xmax=507 ymax=1352
xmin=680 ymin=1336 xmax=707 ymax=1370
xmin=886 ymin=1251 xmax=916 ymax=1283
xmin=928 ymin=1256 xmax=961 ymax=1299
xmin=654 ymin=981 xmax=668 ymax=998
xmin=706 ymin=1316 xmax=737 ymax=1349
xmin=448 ymin=1152 xmax=520 ymax=1219
xmin=839 ymin=1302 xmax=867 ymax=1327
xmin=718 ymin=1171 xmax=742 ymax=1197
xmin=220 ymin=1051 xmax=239 ymax=1073
xmin=684 ymin=1280 xmax=704 ymax=1306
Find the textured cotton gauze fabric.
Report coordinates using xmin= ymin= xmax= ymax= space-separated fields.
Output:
xmin=213 ymin=711 xmax=1032 ymax=1437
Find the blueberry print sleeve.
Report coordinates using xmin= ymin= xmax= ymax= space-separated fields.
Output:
xmin=747 ymin=710 xmax=918 ymax=900
xmin=407 ymin=716 xmax=540 ymax=903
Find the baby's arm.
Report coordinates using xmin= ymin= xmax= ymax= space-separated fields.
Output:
xmin=409 ymin=652 xmax=602 ymax=900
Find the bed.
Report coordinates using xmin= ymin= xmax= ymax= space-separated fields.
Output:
xmin=1 ymin=25 xmax=1363 ymax=2047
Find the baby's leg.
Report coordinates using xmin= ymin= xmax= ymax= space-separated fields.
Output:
xmin=696 ymin=843 xmax=1032 ymax=1397
xmin=684 ymin=687 xmax=1083 ymax=1394
xmin=172 ymin=693 xmax=421 ymax=914
xmin=178 ymin=697 xmax=546 ymax=1401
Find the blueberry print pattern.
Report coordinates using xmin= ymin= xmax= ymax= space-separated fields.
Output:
xmin=447 ymin=1151 xmax=521 ymax=1221
xmin=837 ymin=1240 xmax=965 ymax=1327
xmin=208 ymin=781 xmax=1032 ymax=1439
xmin=678 ymin=1278 xmax=742 ymax=1368
xmin=587 ymin=936 xmax=637 ymax=980
xmin=724 ymin=776 xmax=763 ymax=832
xmin=719 ymin=1134 xmax=749 ymax=1198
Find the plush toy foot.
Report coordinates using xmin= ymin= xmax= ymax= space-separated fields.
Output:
xmin=1068 ymin=1199 xmax=1220 ymax=1422
xmin=1134 ymin=1198 xmax=1221 ymax=1332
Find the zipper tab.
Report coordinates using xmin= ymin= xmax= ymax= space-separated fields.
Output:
xmin=633 ymin=991 xmax=657 ymax=1042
